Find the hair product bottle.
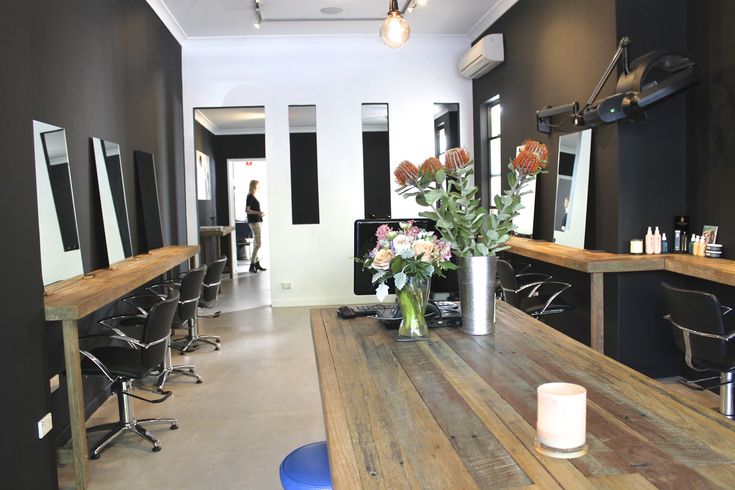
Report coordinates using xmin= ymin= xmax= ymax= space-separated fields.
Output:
xmin=689 ymin=234 xmax=697 ymax=254
xmin=645 ymin=227 xmax=654 ymax=255
xmin=674 ymin=230 xmax=681 ymax=252
xmin=661 ymin=233 xmax=669 ymax=254
xmin=653 ymin=226 xmax=662 ymax=254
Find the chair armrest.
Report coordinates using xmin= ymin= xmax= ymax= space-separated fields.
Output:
xmin=99 ymin=314 xmax=146 ymax=330
xmin=146 ymin=282 xmax=180 ymax=297
xmin=516 ymin=273 xmax=552 ymax=296
xmin=664 ymin=314 xmax=735 ymax=341
xmin=121 ymin=295 xmax=161 ymax=316
xmin=80 ymin=350 xmax=116 ymax=382
xmin=528 ymin=281 xmax=572 ymax=316
xmin=722 ymin=305 xmax=732 ymax=316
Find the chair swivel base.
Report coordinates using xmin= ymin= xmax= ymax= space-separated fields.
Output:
xmin=87 ymin=381 xmax=178 ymax=459
xmin=172 ymin=334 xmax=221 ymax=354
xmin=157 ymin=364 xmax=203 ymax=392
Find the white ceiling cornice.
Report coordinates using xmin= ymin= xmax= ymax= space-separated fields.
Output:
xmin=146 ymin=0 xmax=188 ymax=45
xmin=466 ymin=0 xmax=519 ymax=43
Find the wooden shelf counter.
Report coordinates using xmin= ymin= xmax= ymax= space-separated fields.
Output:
xmin=507 ymin=237 xmax=735 ymax=355
xmin=312 ymin=303 xmax=735 ymax=489
xmin=45 ymin=245 xmax=198 ymax=489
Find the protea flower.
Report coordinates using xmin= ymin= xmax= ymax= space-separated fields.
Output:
xmin=512 ymin=140 xmax=548 ymax=175
xmin=444 ymin=147 xmax=471 ymax=171
xmin=394 ymin=160 xmax=419 ymax=186
xmin=420 ymin=157 xmax=442 ymax=175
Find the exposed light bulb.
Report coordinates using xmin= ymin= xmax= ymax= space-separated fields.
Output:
xmin=379 ymin=11 xmax=410 ymax=48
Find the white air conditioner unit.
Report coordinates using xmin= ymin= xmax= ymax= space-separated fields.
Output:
xmin=458 ymin=34 xmax=504 ymax=79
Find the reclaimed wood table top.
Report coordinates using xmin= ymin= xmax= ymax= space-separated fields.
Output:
xmin=507 ymin=236 xmax=665 ymax=273
xmin=311 ymin=302 xmax=735 ymax=489
xmin=199 ymin=225 xmax=235 ymax=237
xmin=43 ymin=245 xmax=199 ymax=321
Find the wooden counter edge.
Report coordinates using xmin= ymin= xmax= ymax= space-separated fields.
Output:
xmin=310 ymin=309 xmax=363 ymax=489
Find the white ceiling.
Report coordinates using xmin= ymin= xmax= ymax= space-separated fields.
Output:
xmin=196 ymin=107 xmax=266 ymax=134
xmin=154 ymin=0 xmax=517 ymax=40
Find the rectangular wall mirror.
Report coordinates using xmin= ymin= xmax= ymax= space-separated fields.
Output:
xmin=434 ymin=103 xmax=459 ymax=158
xmin=134 ymin=150 xmax=164 ymax=250
xmin=288 ymin=105 xmax=320 ymax=224
xmin=92 ymin=137 xmax=133 ymax=264
xmin=33 ymin=121 xmax=84 ymax=285
xmin=553 ymin=129 xmax=592 ymax=248
xmin=361 ymin=103 xmax=391 ymax=219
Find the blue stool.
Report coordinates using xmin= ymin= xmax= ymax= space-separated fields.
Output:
xmin=279 ymin=441 xmax=333 ymax=490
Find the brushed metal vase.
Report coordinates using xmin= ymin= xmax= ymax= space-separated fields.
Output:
xmin=458 ymin=256 xmax=497 ymax=336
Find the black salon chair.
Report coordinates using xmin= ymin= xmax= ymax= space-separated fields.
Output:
xmin=496 ymin=260 xmax=574 ymax=318
xmin=117 ymin=266 xmax=208 ymax=391
xmin=81 ymin=291 xmax=180 ymax=459
xmin=170 ymin=262 xmax=222 ymax=354
xmin=197 ymin=255 xmax=228 ymax=319
xmin=662 ymin=283 xmax=735 ymax=418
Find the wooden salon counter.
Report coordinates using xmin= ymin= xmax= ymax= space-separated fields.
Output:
xmin=507 ymin=237 xmax=735 ymax=353
xmin=311 ymin=303 xmax=735 ymax=489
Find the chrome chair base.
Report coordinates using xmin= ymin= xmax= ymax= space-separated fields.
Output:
xmin=157 ymin=340 xmax=203 ymax=392
xmin=87 ymin=380 xmax=178 ymax=459
xmin=721 ymin=372 xmax=734 ymax=419
xmin=171 ymin=316 xmax=221 ymax=354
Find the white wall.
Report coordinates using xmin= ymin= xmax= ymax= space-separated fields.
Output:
xmin=182 ymin=36 xmax=473 ymax=307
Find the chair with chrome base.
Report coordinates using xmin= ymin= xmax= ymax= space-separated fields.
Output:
xmin=171 ymin=262 xmax=222 ymax=355
xmin=197 ymin=255 xmax=228 ymax=319
xmin=496 ymin=260 xmax=574 ymax=319
xmin=81 ymin=291 xmax=180 ymax=459
xmin=662 ymin=282 xmax=735 ymax=419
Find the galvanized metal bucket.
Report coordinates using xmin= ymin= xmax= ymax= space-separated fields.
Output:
xmin=458 ymin=255 xmax=497 ymax=336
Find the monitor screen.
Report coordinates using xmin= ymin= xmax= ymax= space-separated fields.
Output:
xmin=353 ymin=219 xmax=458 ymax=296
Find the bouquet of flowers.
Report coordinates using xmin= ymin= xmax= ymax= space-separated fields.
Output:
xmin=394 ymin=142 xmax=548 ymax=257
xmin=360 ymin=221 xmax=456 ymax=340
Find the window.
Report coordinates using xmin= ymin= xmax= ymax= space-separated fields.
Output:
xmin=487 ymin=95 xmax=501 ymax=207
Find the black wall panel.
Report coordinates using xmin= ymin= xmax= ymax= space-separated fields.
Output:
xmin=362 ymin=131 xmax=392 ymax=219
xmin=214 ymin=133 xmax=266 ymax=224
xmin=289 ymin=133 xmax=320 ymax=224
xmin=195 ymin=120 xmax=218 ymax=225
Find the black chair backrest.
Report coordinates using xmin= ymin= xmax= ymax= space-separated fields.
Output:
xmin=141 ymin=290 xmax=179 ymax=369
xmin=175 ymin=266 xmax=207 ymax=323
xmin=661 ymin=282 xmax=728 ymax=364
xmin=201 ymin=256 xmax=227 ymax=304
xmin=496 ymin=260 xmax=520 ymax=308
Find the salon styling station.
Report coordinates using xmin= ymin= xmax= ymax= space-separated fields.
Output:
xmin=44 ymin=245 xmax=198 ymax=489
xmin=311 ymin=302 xmax=735 ymax=489
xmin=199 ymin=225 xmax=235 ymax=278
xmin=507 ymin=236 xmax=735 ymax=354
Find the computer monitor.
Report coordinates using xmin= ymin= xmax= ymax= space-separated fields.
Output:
xmin=353 ymin=218 xmax=458 ymax=296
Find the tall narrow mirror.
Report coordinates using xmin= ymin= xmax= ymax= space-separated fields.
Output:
xmin=434 ymin=103 xmax=459 ymax=158
xmin=92 ymin=137 xmax=133 ymax=264
xmin=134 ymin=150 xmax=164 ymax=251
xmin=33 ymin=121 xmax=84 ymax=285
xmin=361 ymin=103 xmax=390 ymax=219
xmin=288 ymin=105 xmax=320 ymax=224
xmin=553 ymin=129 xmax=592 ymax=248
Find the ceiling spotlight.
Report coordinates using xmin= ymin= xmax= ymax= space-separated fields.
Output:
xmin=379 ymin=0 xmax=410 ymax=49
xmin=320 ymin=7 xmax=343 ymax=15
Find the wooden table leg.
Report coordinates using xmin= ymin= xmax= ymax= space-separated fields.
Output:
xmin=590 ymin=273 xmax=604 ymax=354
xmin=189 ymin=255 xmax=197 ymax=269
xmin=62 ymin=319 xmax=89 ymax=489
xmin=227 ymin=234 xmax=234 ymax=279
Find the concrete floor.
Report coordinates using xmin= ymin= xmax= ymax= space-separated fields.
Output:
xmin=59 ymin=270 xmax=325 ymax=489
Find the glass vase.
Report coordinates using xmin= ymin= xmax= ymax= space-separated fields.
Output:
xmin=396 ymin=276 xmax=431 ymax=341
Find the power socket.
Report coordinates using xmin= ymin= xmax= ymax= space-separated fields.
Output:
xmin=37 ymin=413 xmax=53 ymax=439
xmin=49 ymin=374 xmax=60 ymax=393
xmin=281 ymin=281 xmax=293 ymax=290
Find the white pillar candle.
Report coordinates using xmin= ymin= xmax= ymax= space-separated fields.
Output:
xmin=536 ymin=383 xmax=587 ymax=456
xmin=630 ymin=239 xmax=643 ymax=254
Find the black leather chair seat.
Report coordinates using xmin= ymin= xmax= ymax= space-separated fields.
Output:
xmin=520 ymin=295 xmax=575 ymax=316
xmin=82 ymin=346 xmax=150 ymax=379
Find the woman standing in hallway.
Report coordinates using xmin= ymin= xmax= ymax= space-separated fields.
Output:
xmin=246 ymin=180 xmax=266 ymax=273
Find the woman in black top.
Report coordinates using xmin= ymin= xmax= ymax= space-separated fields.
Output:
xmin=246 ymin=180 xmax=266 ymax=273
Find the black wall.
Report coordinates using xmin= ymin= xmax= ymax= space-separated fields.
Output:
xmin=473 ymin=0 xmax=713 ymax=375
xmin=289 ymin=133 xmax=320 ymax=224
xmin=195 ymin=120 xmax=218 ymax=225
xmin=1 ymin=1 xmax=185 ymax=487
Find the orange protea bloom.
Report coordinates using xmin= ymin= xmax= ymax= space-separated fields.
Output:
xmin=512 ymin=140 xmax=548 ymax=175
xmin=394 ymin=160 xmax=419 ymax=186
xmin=420 ymin=157 xmax=442 ymax=175
xmin=444 ymin=147 xmax=471 ymax=171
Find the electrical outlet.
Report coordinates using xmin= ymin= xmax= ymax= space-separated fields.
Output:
xmin=49 ymin=374 xmax=60 ymax=393
xmin=281 ymin=281 xmax=293 ymax=290
xmin=37 ymin=413 xmax=53 ymax=439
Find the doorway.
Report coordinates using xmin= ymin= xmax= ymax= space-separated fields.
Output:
xmin=229 ymin=158 xmax=270 ymax=273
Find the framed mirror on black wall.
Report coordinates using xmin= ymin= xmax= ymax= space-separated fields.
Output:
xmin=33 ymin=120 xmax=84 ymax=285
xmin=434 ymin=103 xmax=459 ymax=159
xmin=553 ymin=129 xmax=592 ymax=249
xmin=288 ymin=105 xmax=320 ymax=225
xmin=92 ymin=137 xmax=133 ymax=265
